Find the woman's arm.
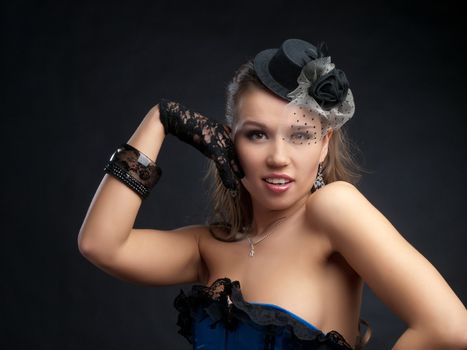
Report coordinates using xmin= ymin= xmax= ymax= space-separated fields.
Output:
xmin=78 ymin=100 xmax=241 ymax=286
xmin=78 ymin=105 xmax=165 ymax=256
xmin=77 ymin=105 xmax=203 ymax=286
xmin=78 ymin=104 xmax=165 ymax=255
xmin=307 ymin=181 xmax=467 ymax=350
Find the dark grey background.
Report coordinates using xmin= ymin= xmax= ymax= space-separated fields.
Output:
xmin=2 ymin=0 xmax=466 ymax=349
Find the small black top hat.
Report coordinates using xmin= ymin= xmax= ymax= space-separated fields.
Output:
xmin=254 ymin=38 xmax=325 ymax=101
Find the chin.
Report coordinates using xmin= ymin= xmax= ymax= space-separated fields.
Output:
xmin=249 ymin=190 xmax=306 ymax=211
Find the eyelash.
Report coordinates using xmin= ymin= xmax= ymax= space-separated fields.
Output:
xmin=245 ymin=130 xmax=312 ymax=141
xmin=246 ymin=130 xmax=266 ymax=140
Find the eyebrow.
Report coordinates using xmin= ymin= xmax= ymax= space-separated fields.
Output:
xmin=239 ymin=119 xmax=316 ymax=129
xmin=239 ymin=120 xmax=268 ymax=128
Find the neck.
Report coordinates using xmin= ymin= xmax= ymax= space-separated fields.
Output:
xmin=248 ymin=194 xmax=309 ymax=237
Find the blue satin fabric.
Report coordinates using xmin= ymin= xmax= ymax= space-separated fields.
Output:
xmin=173 ymin=277 xmax=354 ymax=350
xmin=249 ymin=301 xmax=321 ymax=331
xmin=191 ymin=302 xmax=323 ymax=349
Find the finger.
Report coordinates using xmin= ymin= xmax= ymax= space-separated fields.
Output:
xmin=214 ymin=157 xmax=238 ymax=191
xmin=223 ymin=141 xmax=245 ymax=179
xmin=229 ymin=155 xmax=245 ymax=179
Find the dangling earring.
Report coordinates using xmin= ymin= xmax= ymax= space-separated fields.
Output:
xmin=313 ymin=163 xmax=325 ymax=190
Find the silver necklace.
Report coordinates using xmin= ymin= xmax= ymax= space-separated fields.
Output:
xmin=246 ymin=216 xmax=287 ymax=257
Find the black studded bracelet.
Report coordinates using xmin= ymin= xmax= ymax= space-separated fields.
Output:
xmin=103 ymin=143 xmax=162 ymax=199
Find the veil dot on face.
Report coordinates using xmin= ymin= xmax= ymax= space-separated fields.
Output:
xmin=282 ymin=102 xmax=323 ymax=145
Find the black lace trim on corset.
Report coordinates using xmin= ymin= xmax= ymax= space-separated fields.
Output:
xmin=173 ymin=277 xmax=354 ymax=350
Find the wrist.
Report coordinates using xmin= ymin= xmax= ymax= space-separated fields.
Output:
xmin=104 ymin=143 xmax=162 ymax=200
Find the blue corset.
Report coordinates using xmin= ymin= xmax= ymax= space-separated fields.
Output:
xmin=173 ymin=277 xmax=355 ymax=350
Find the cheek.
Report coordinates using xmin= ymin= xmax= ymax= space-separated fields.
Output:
xmin=296 ymin=146 xmax=322 ymax=177
xmin=235 ymin=141 xmax=261 ymax=175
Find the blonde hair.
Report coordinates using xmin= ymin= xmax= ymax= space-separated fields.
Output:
xmin=202 ymin=59 xmax=371 ymax=349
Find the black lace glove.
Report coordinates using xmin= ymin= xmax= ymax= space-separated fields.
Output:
xmin=158 ymin=99 xmax=244 ymax=191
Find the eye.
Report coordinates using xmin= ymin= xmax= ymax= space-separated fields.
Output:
xmin=291 ymin=132 xmax=312 ymax=141
xmin=245 ymin=130 xmax=266 ymax=140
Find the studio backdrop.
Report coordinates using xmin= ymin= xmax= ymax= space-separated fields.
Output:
xmin=2 ymin=1 xmax=466 ymax=349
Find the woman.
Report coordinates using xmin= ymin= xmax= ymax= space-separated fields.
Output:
xmin=77 ymin=39 xmax=467 ymax=349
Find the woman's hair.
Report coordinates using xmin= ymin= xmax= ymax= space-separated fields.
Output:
xmin=203 ymin=59 xmax=371 ymax=349
xmin=204 ymin=59 xmax=363 ymax=243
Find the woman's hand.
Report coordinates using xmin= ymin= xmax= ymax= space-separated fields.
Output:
xmin=158 ymin=99 xmax=244 ymax=191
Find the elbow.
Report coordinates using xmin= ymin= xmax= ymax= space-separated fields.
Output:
xmin=77 ymin=230 xmax=108 ymax=263
xmin=77 ymin=235 xmax=111 ymax=269
xmin=77 ymin=238 xmax=93 ymax=259
xmin=77 ymin=229 xmax=94 ymax=258
xmin=77 ymin=229 xmax=122 ymax=269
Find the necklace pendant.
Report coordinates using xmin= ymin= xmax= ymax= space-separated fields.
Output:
xmin=249 ymin=244 xmax=255 ymax=257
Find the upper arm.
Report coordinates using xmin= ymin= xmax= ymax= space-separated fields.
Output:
xmin=308 ymin=181 xmax=467 ymax=334
xmin=85 ymin=225 xmax=205 ymax=287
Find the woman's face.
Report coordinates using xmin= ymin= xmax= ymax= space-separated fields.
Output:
xmin=233 ymin=86 xmax=332 ymax=210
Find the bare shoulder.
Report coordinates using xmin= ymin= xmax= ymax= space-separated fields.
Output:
xmin=171 ymin=223 xmax=215 ymax=248
xmin=172 ymin=223 xmax=211 ymax=236
xmin=305 ymin=180 xmax=376 ymax=249
xmin=306 ymin=180 xmax=365 ymax=220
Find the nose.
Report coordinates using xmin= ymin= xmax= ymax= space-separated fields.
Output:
xmin=266 ymin=137 xmax=290 ymax=168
